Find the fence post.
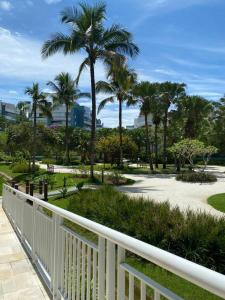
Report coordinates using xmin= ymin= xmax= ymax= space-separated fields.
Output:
xmin=52 ymin=214 xmax=63 ymax=299
xmin=39 ymin=180 xmax=43 ymax=195
xmin=25 ymin=180 xmax=29 ymax=194
xmin=30 ymin=183 xmax=34 ymax=196
xmin=44 ymin=182 xmax=48 ymax=202
xmin=98 ymin=237 xmax=106 ymax=299
xmin=32 ymin=202 xmax=38 ymax=263
xmin=102 ymin=170 xmax=104 ymax=183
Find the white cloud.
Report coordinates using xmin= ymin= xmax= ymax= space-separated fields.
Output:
xmin=0 ymin=27 xmax=106 ymax=86
xmin=0 ymin=1 xmax=12 ymax=11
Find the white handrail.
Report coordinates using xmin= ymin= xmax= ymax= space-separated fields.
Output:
xmin=3 ymin=184 xmax=225 ymax=299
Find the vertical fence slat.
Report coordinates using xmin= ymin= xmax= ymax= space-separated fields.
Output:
xmin=76 ymin=239 xmax=81 ymax=300
xmin=81 ymin=242 xmax=86 ymax=300
xmin=98 ymin=237 xmax=105 ymax=300
xmin=106 ymin=240 xmax=116 ymax=300
xmin=129 ymin=274 xmax=134 ymax=300
xmin=117 ymin=246 xmax=125 ymax=300
xmin=72 ymin=237 xmax=77 ymax=300
xmin=86 ymin=246 xmax=91 ymax=300
xmin=92 ymin=250 xmax=97 ymax=300
xmin=141 ymin=281 xmax=146 ymax=300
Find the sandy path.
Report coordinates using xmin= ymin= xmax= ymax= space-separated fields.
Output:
xmin=118 ymin=166 xmax=225 ymax=217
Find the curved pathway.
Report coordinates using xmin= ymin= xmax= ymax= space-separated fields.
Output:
xmin=118 ymin=166 xmax=225 ymax=217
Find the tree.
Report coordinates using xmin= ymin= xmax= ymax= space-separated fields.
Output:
xmin=176 ymin=96 xmax=212 ymax=139
xmin=25 ymin=83 xmax=51 ymax=172
xmin=42 ymin=2 xmax=139 ymax=178
xmin=131 ymin=81 xmax=157 ymax=171
xmin=16 ymin=101 xmax=30 ymax=121
xmin=159 ymin=82 xmax=186 ymax=169
xmin=97 ymin=61 xmax=137 ymax=167
xmin=170 ymin=139 xmax=218 ymax=172
xmin=47 ymin=72 xmax=90 ymax=164
xmin=97 ymin=135 xmax=137 ymax=166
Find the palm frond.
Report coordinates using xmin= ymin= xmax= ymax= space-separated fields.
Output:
xmin=42 ymin=33 xmax=74 ymax=58
xmin=75 ymin=57 xmax=90 ymax=85
xmin=61 ymin=6 xmax=81 ymax=24
xmin=97 ymin=96 xmax=114 ymax=114
xmin=96 ymin=81 xmax=115 ymax=94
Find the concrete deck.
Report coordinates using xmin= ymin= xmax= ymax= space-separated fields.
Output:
xmin=0 ymin=198 xmax=50 ymax=300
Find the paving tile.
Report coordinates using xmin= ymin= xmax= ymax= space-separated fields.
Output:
xmin=0 ymin=200 xmax=50 ymax=299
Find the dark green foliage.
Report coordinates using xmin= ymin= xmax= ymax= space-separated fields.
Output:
xmin=66 ymin=186 xmax=225 ymax=274
xmin=176 ymin=172 xmax=217 ymax=183
xmin=11 ymin=163 xmax=39 ymax=173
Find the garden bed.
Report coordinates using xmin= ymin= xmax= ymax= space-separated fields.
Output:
xmin=176 ymin=171 xmax=217 ymax=183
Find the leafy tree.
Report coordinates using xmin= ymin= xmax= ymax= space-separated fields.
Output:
xmin=16 ymin=101 xmax=30 ymax=121
xmin=25 ymin=83 xmax=51 ymax=172
xmin=97 ymin=61 xmax=137 ymax=167
xmin=42 ymin=1 xmax=139 ymax=178
xmin=159 ymin=82 xmax=186 ymax=169
xmin=169 ymin=139 xmax=216 ymax=171
xmin=47 ymin=72 xmax=90 ymax=164
xmin=97 ymin=135 xmax=137 ymax=166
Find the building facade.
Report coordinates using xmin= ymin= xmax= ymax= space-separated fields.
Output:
xmin=0 ymin=101 xmax=18 ymax=122
xmin=134 ymin=113 xmax=154 ymax=128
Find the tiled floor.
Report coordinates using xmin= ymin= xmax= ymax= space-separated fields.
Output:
xmin=0 ymin=198 xmax=50 ymax=300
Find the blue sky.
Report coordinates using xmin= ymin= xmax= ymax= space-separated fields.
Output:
xmin=0 ymin=0 xmax=225 ymax=127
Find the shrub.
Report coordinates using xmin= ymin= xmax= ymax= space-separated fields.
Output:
xmin=176 ymin=172 xmax=217 ymax=183
xmin=11 ymin=163 xmax=39 ymax=173
xmin=66 ymin=186 xmax=225 ymax=274
xmin=42 ymin=158 xmax=56 ymax=165
xmin=76 ymin=181 xmax=84 ymax=191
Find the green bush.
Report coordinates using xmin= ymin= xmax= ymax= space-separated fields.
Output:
xmin=176 ymin=172 xmax=217 ymax=183
xmin=11 ymin=163 xmax=39 ymax=173
xmin=66 ymin=186 xmax=225 ymax=274
xmin=41 ymin=158 xmax=56 ymax=165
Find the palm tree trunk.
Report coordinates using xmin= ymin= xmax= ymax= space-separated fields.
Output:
xmin=154 ymin=123 xmax=159 ymax=169
xmin=163 ymin=108 xmax=168 ymax=169
xmin=89 ymin=59 xmax=96 ymax=179
xmin=65 ymin=104 xmax=70 ymax=165
xmin=32 ymin=100 xmax=37 ymax=173
xmin=144 ymin=113 xmax=154 ymax=171
xmin=119 ymin=97 xmax=123 ymax=168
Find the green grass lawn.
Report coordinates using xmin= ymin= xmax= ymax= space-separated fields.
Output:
xmin=208 ymin=193 xmax=225 ymax=213
xmin=48 ymin=191 xmax=222 ymax=300
xmin=0 ymin=163 xmax=90 ymax=191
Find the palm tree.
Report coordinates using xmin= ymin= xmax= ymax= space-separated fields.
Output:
xmin=176 ymin=95 xmax=212 ymax=139
xmin=16 ymin=101 xmax=30 ymax=120
xmin=47 ymin=72 xmax=90 ymax=165
xmin=158 ymin=82 xmax=186 ymax=169
xmin=41 ymin=2 xmax=139 ymax=178
xmin=151 ymin=91 xmax=163 ymax=169
xmin=25 ymin=83 xmax=51 ymax=173
xmin=97 ymin=62 xmax=137 ymax=167
xmin=132 ymin=82 xmax=158 ymax=171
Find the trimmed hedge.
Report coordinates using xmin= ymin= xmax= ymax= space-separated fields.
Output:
xmin=66 ymin=186 xmax=225 ymax=274
xmin=176 ymin=172 xmax=217 ymax=183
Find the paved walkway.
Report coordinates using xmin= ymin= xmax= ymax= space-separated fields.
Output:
xmin=0 ymin=198 xmax=50 ymax=300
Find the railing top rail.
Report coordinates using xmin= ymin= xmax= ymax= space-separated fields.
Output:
xmin=3 ymin=184 xmax=225 ymax=298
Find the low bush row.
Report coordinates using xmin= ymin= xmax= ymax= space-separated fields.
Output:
xmin=176 ymin=171 xmax=217 ymax=183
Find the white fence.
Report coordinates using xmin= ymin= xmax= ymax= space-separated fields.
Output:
xmin=2 ymin=184 xmax=225 ymax=300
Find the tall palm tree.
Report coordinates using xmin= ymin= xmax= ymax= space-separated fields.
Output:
xmin=159 ymin=82 xmax=186 ymax=169
xmin=41 ymin=2 xmax=139 ymax=178
xmin=16 ymin=101 xmax=30 ymax=120
xmin=97 ymin=63 xmax=137 ymax=167
xmin=25 ymin=83 xmax=51 ymax=173
xmin=47 ymin=72 xmax=90 ymax=165
xmin=132 ymin=81 xmax=158 ymax=171
xmin=176 ymin=95 xmax=212 ymax=139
